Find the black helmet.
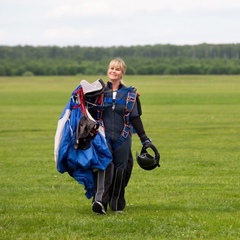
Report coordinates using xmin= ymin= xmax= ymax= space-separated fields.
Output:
xmin=136 ymin=143 xmax=160 ymax=170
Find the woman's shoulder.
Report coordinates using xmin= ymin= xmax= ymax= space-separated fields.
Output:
xmin=121 ymin=84 xmax=136 ymax=91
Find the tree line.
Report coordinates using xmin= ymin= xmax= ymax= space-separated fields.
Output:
xmin=0 ymin=43 xmax=240 ymax=76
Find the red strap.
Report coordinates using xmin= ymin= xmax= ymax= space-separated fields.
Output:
xmin=96 ymin=94 xmax=104 ymax=120
xmin=73 ymin=87 xmax=86 ymax=115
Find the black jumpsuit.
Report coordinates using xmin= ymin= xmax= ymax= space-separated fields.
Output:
xmin=92 ymin=82 xmax=148 ymax=212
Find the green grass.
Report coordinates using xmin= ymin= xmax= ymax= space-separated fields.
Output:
xmin=0 ymin=75 xmax=239 ymax=240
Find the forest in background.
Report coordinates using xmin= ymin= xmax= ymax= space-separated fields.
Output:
xmin=0 ymin=43 xmax=240 ymax=76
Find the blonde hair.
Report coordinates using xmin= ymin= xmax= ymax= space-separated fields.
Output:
xmin=108 ymin=57 xmax=127 ymax=75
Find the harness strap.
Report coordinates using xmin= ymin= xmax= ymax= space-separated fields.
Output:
xmin=113 ymin=88 xmax=137 ymax=150
xmin=112 ymin=124 xmax=131 ymax=149
xmin=103 ymin=97 xmax=126 ymax=105
xmin=96 ymin=93 xmax=104 ymax=126
xmin=124 ymin=90 xmax=137 ymax=123
xmin=73 ymin=87 xmax=86 ymax=115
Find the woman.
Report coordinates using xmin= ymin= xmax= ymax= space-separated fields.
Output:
xmin=91 ymin=58 xmax=152 ymax=214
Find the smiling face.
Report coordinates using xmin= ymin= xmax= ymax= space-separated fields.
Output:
xmin=107 ymin=58 xmax=127 ymax=83
xmin=107 ymin=66 xmax=123 ymax=82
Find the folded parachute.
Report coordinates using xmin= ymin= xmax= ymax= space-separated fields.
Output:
xmin=54 ymin=79 xmax=112 ymax=199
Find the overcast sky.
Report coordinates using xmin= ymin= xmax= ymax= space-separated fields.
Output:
xmin=0 ymin=0 xmax=240 ymax=47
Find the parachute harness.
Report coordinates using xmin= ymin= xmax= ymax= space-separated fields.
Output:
xmin=94 ymin=87 xmax=138 ymax=150
xmin=73 ymin=87 xmax=99 ymax=150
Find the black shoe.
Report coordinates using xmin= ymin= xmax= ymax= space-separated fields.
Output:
xmin=92 ymin=201 xmax=106 ymax=215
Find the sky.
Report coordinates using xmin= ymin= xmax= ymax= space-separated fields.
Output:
xmin=0 ymin=0 xmax=240 ymax=47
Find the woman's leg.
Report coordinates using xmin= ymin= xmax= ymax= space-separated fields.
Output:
xmin=92 ymin=162 xmax=114 ymax=214
xmin=109 ymin=137 xmax=132 ymax=211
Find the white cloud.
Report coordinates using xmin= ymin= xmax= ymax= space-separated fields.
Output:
xmin=44 ymin=0 xmax=240 ymax=20
xmin=0 ymin=30 xmax=8 ymax=40
xmin=0 ymin=0 xmax=240 ymax=46
xmin=45 ymin=2 xmax=115 ymax=19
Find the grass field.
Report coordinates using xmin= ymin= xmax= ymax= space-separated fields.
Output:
xmin=0 ymin=75 xmax=239 ymax=240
